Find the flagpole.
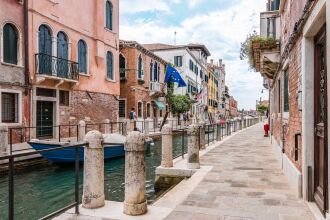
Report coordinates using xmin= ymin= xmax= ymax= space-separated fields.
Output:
xmin=160 ymin=65 xmax=171 ymax=131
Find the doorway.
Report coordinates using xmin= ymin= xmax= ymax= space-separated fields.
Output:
xmin=314 ymin=25 xmax=328 ymax=215
xmin=36 ymin=101 xmax=54 ymax=139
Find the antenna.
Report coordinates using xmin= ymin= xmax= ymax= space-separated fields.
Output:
xmin=174 ymin=31 xmax=177 ymax=45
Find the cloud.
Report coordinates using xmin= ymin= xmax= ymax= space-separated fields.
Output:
xmin=120 ymin=0 xmax=172 ymax=14
xmin=120 ymin=0 xmax=267 ymax=110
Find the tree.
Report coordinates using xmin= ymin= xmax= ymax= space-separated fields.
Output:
xmin=257 ymin=104 xmax=268 ymax=115
xmin=170 ymin=94 xmax=192 ymax=115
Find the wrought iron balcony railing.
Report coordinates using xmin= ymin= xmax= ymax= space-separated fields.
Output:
xmin=150 ymin=81 xmax=163 ymax=92
xmin=35 ymin=53 xmax=79 ymax=81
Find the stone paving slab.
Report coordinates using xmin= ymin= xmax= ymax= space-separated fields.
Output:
xmin=165 ymin=124 xmax=315 ymax=220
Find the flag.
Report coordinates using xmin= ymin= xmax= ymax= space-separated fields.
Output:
xmin=195 ymin=88 xmax=203 ymax=100
xmin=164 ymin=64 xmax=187 ymax=87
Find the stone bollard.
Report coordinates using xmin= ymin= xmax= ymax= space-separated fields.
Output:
xmin=187 ymin=124 xmax=200 ymax=169
xmin=161 ymin=124 xmax=173 ymax=168
xmin=122 ymin=121 xmax=128 ymax=136
xmin=0 ymin=124 xmax=8 ymax=155
xmin=104 ymin=119 xmax=111 ymax=134
xmin=123 ymin=131 xmax=147 ymax=216
xmin=144 ymin=119 xmax=150 ymax=135
xmin=199 ymin=123 xmax=206 ymax=150
xmin=78 ymin=120 xmax=86 ymax=142
xmin=82 ymin=130 xmax=105 ymax=209
xmin=216 ymin=123 xmax=221 ymax=142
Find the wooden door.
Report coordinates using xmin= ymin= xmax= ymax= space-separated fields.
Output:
xmin=314 ymin=26 xmax=328 ymax=215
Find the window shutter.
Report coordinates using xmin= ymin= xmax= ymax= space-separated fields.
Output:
xmin=107 ymin=51 xmax=113 ymax=80
xmin=3 ymin=24 xmax=18 ymax=65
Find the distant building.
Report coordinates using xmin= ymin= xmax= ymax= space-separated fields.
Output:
xmin=144 ymin=43 xmax=210 ymax=122
xmin=119 ymin=40 xmax=167 ymax=125
xmin=229 ymin=96 xmax=238 ymax=118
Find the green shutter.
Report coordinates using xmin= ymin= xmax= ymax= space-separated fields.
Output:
xmin=3 ymin=24 xmax=18 ymax=65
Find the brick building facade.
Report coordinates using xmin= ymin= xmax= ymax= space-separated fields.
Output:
xmin=255 ymin=0 xmax=330 ymax=216
xmin=119 ymin=41 xmax=167 ymax=126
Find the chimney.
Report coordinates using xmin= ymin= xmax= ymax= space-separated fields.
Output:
xmin=210 ymin=59 xmax=214 ymax=65
xmin=219 ymin=59 xmax=222 ymax=66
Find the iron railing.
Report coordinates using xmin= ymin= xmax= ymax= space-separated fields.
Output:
xmin=35 ymin=53 xmax=79 ymax=80
xmin=1 ymin=142 xmax=88 ymax=220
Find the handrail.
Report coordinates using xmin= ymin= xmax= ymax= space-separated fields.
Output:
xmin=1 ymin=142 xmax=88 ymax=220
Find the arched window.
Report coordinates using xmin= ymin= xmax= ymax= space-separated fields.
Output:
xmin=147 ymin=103 xmax=151 ymax=118
xmin=38 ymin=25 xmax=52 ymax=74
xmin=106 ymin=1 xmax=113 ymax=30
xmin=138 ymin=102 xmax=142 ymax=118
xmin=3 ymin=23 xmax=18 ymax=65
xmin=106 ymin=51 xmax=114 ymax=80
xmin=78 ymin=40 xmax=87 ymax=73
xmin=57 ymin=31 xmax=68 ymax=77
xmin=119 ymin=54 xmax=126 ymax=78
xmin=138 ymin=55 xmax=143 ymax=79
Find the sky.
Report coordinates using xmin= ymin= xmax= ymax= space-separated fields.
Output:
xmin=119 ymin=0 xmax=269 ymax=110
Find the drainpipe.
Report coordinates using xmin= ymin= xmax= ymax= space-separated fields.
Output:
xmin=24 ymin=0 xmax=30 ymax=96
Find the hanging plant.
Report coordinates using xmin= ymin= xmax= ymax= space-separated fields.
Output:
xmin=240 ymin=31 xmax=278 ymax=72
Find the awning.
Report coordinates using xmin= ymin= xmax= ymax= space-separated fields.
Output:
xmin=154 ymin=100 xmax=165 ymax=110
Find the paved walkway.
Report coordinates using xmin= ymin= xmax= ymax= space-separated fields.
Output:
xmin=165 ymin=123 xmax=315 ymax=220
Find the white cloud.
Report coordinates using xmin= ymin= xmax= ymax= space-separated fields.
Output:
xmin=120 ymin=0 xmax=171 ymax=14
xmin=120 ymin=0 xmax=267 ymax=110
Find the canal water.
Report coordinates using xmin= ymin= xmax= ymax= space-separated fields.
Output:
xmin=0 ymin=133 xmax=218 ymax=220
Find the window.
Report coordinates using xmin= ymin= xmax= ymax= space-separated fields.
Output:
xmin=106 ymin=51 xmax=114 ymax=80
xmin=3 ymin=23 xmax=18 ymax=65
xmin=150 ymin=62 xmax=153 ymax=81
xmin=119 ymin=100 xmax=126 ymax=118
xmin=2 ymin=93 xmax=18 ymax=123
xmin=78 ymin=40 xmax=87 ymax=73
xmin=137 ymin=102 xmax=142 ymax=118
xmin=57 ymin=32 xmax=68 ymax=77
xmin=119 ymin=54 xmax=126 ymax=78
xmin=284 ymin=70 xmax=289 ymax=112
xmin=275 ymin=79 xmax=281 ymax=113
xmin=194 ymin=65 xmax=198 ymax=75
xmin=138 ymin=55 xmax=143 ymax=79
xmin=147 ymin=103 xmax=151 ymax=118
xmin=200 ymin=70 xmax=203 ymax=79
xmin=160 ymin=110 xmax=163 ymax=117
xmin=38 ymin=25 xmax=52 ymax=74
xmin=105 ymin=0 xmax=113 ymax=30
xmin=174 ymin=56 xmax=182 ymax=67
xmin=189 ymin=60 xmax=194 ymax=71
xmin=153 ymin=62 xmax=158 ymax=82
xmin=60 ymin=90 xmax=69 ymax=106
xmin=36 ymin=88 xmax=56 ymax=97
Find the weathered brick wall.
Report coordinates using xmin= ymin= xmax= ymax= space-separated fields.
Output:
xmin=270 ymin=0 xmax=307 ymax=171
xmin=61 ymin=90 xmax=119 ymax=127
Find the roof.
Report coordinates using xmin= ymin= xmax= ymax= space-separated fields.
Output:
xmin=187 ymin=43 xmax=211 ymax=56
xmin=119 ymin=40 xmax=168 ymax=65
xmin=143 ymin=43 xmax=186 ymax=51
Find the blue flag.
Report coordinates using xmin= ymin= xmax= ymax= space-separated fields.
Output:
xmin=164 ymin=64 xmax=187 ymax=87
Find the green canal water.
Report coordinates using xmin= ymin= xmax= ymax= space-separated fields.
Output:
xmin=0 ymin=134 xmax=210 ymax=220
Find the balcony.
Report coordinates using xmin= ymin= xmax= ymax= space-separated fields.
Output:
xmin=150 ymin=81 xmax=163 ymax=92
xmin=253 ymin=11 xmax=281 ymax=79
xmin=260 ymin=11 xmax=280 ymax=40
xmin=35 ymin=53 xmax=79 ymax=86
